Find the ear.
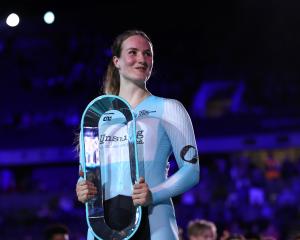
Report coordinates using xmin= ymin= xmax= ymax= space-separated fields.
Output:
xmin=113 ymin=56 xmax=120 ymax=69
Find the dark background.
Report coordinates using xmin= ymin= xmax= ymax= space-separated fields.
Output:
xmin=1 ymin=1 xmax=300 ymax=239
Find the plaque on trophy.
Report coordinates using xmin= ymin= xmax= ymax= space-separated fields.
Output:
xmin=80 ymin=95 xmax=141 ymax=239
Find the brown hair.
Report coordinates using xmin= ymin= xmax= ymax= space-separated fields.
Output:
xmin=102 ymin=30 xmax=153 ymax=95
xmin=44 ymin=223 xmax=69 ymax=240
xmin=187 ymin=219 xmax=217 ymax=239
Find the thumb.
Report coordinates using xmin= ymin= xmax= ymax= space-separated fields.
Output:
xmin=139 ymin=177 xmax=145 ymax=183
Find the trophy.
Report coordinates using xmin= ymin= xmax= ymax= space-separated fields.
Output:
xmin=79 ymin=95 xmax=142 ymax=239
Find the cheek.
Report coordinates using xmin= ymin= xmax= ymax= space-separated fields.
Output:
xmin=124 ymin=57 xmax=136 ymax=66
xmin=148 ymin=60 xmax=153 ymax=67
xmin=147 ymin=57 xmax=153 ymax=64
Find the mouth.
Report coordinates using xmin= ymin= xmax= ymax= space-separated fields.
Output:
xmin=135 ymin=67 xmax=147 ymax=72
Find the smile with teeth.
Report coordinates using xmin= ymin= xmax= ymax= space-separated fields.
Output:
xmin=135 ymin=67 xmax=147 ymax=71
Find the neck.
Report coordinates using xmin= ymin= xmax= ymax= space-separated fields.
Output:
xmin=118 ymin=79 xmax=151 ymax=108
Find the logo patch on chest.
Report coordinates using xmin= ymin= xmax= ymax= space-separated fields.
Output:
xmin=138 ymin=109 xmax=156 ymax=117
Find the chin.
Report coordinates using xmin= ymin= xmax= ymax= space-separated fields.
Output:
xmin=132 ymin=74 xmax=149 ymax=82
xmin=124 ymin=72 xmax=151 ymax=83
xmin=133 ymin=78 xmax=147 ymax=84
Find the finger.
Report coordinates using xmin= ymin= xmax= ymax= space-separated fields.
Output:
xmin=78 ymin=181 xmax=97 ymax=189
xmin=87 ymin=189 xmax=97 ymax=195
xmin=79 ymin=190 xmax=97 ymax=201
xmin=139 ymin=177 xmax=145 ymax=183
xmin=132 ymin=188 xmax=146 ymax=195
xmin=78 ymin=180 xmax=95 ymax=186
xmin=133 ymin=183 xmax=147 ymax=189
xmin=132 ymin=192 xmax=146 ymax=200
xmin=78 ymin=184 xmax=97 ymax=193
xmin=78 ymin=189 xmax=89 ymax=197
xmin=132 ymin=194 xmax=144 ymax=200
xmin=85 ymin=184 xmax=97 ymax=191
xmin=78 ymin=191 xmax=89 ymax=202
xmin=133 ymin=198 xmax=146 ymax=207
xmin=85 ymin=181 xmax=96 ymax=187
xmin=133 ymin=200 xmax=139 ymax=206
xmin=132 ymin=197 xmax=145 ymax=203
xmin=133 ymin=184 xmax=142 ymax=190
xmin=78 ymin=186 xmax=98 ymax=196
xmin=133 ymin=199 xmax=142 ymax=206
xmin=87 ymin=187 xmax=98 ymax=194
xmin=77 ymin=190 xmax=97 ymax=203
xmin=87 ymin=192 xmax=97 ymax=198
xmin=77 ymin=180 xmax=87 ymax=186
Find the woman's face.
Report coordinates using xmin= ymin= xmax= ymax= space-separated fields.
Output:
xmin=113 ymin=35 xmax=153 ymax=83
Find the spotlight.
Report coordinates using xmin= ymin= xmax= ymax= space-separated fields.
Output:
xmin=44 ymin=11 xmax=55 ymax=24
xmin=6 ymin=13 xmax=20 ymax=27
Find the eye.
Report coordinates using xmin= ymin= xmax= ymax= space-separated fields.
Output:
xmin=144 ymin=51 xmax=152 ymax=57
xmin=128 ymin=50 xmax=137 ymax=55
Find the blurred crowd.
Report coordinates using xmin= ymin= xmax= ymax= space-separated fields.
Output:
xmin=1 ymin=151 xmax=300 ymax=239
xmin=175 ymin=152 xmax=300 ymax=239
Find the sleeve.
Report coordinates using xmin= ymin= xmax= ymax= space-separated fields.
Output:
xmin=150 ymin=99 xmax=200 ymax=204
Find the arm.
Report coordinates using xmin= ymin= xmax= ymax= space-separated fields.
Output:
xmin=151 ymin=99 xmax=200 ymax=204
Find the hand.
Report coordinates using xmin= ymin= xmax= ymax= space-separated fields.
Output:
xmin=76 ymin=180 xmax=97 ymax=203
xmin=132 ymin=177 xmax=152 ymax=207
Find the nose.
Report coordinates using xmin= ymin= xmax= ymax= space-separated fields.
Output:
xmin=137 ymin=52 xmax=146 ymax=63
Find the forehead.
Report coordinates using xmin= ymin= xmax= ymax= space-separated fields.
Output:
xmin=122 ymin=35 xmax=152 ymax=51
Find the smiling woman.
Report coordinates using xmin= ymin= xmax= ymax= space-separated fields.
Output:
xmin=113 ymin=35 xmax=153 ymax=81
xmin=76 ymin=30 xmax=200 ymax=240
xmin=103 ymin=30 xmax=153 ymax=98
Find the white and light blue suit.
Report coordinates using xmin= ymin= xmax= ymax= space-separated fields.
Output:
xmin=80 ymin=95 xmax=200 ymax=240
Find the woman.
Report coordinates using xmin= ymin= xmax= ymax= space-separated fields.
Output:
xmin=76 ymin=30 xmax=200 ymax=239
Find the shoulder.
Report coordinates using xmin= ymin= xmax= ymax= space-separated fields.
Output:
xmin=162 ymin=97 xmax=187 ymax=112
xmin=144 ymin=95 xmax=189 ymax=119
xmin=151 ymin=96 xmax=189 ymax=118
xmin=152 ymin=96 xmax=185 ymax=108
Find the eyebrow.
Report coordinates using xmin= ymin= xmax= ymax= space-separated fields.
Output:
xmin=126 ymin=47 xmax=152 ymax=52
